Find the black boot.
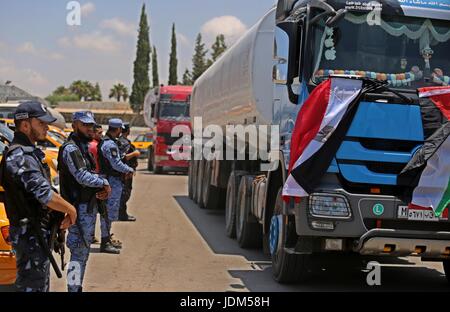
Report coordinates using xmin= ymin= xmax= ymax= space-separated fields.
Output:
xmin=100 ymin=238 xmax=120 ymax=254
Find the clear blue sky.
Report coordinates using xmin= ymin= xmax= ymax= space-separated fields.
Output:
xmin=0 ymin=0 xmax=275 ymax=98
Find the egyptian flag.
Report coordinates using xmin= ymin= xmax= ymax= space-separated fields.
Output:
xmin=282 ymin=77 xmax=364 ymax=200
xmin=398 ymin=86 xmax=450 ymax=217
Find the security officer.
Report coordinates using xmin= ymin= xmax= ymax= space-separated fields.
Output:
xmin=118 ymin=122 xmax=140 ymax=222
xmin=58 ymin=111 xmax=113 ymax=292
xmin=0 ymin=101 xmax=77 ymax=292
xmin=98 ymin=119 xmax=134 ymax=251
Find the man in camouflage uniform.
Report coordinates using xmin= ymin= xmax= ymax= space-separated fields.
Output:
xmin=117 ymin=122 xmax=139 ymax=222
xmin=58 ymin=111 xmax=113 ymax=292
xmin=0 ymin=101 xmax=77 ymax=292
xmin=98 ymin=119 xmax=134 ymax=252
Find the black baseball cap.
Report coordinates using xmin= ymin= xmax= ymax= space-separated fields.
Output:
xmin=14 ymin=100 xmax=57 ymax=123
xmin=122 ymin=122 xmax=130 ymax=131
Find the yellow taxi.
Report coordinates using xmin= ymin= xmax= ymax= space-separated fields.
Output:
xmin=132 ymin=132 xmax=153 ymax=158
xmin=0 ymin=142 xmax=15 ymax=285
xmin=0 ymin=118 xmax=65 ymax=151
xmin=0 ymin=201 xmax=15 ymax=285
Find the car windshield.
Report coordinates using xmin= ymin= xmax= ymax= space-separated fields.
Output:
xmin=48 ymin=130 xmax=65 ymax=145
xmin=0 ymin=107 xmax=17 ymax=119
xmin=134 ymin=134 xmax=152 ymax=142
xmin=0 ymin=141 xmax=6 ymax=155
xmin=311 ymin=13 xmax=450 ymax=89
xmin=159 ymin=101 xmax=190 ymax=119
xmin=0 ymin=123 xmax=14 ymax=143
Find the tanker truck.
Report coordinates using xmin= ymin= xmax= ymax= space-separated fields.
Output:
xmin=189 ymin=0 xmax=450 ymax=283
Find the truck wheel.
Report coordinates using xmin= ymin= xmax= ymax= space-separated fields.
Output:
xmin=188 ymin=160 xmax=195 ymax=199
xmin=201 ymin=160 xmax=218 ymax=209
xmin=154 ymin=164 xmax=163 ymax=174
xmin=444 ymin=260 xmax=450 ymax=283
xmin=236 ymin=175 xmax=262 ymax=248
xmin=195 ymin=159 xmax=205 ymax=206
xmin=225 ymin=170 xmax=246 ymax=238
xmin=147 ymin=148 xmax=154 ymax=171
xmin=191 ymin=161 xmax=199 ymax=203
xmin=270 ymin=187 xmax=311 ymax=283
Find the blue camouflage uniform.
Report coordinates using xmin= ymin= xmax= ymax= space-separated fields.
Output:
xmin=0 ymin=101 xmax=57 ymax=292
xmin=99 ymin=119 xmax=134 ymax=239
xmin=58 ymin=111 xmax=109 ymax=292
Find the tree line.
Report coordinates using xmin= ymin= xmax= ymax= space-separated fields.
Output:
xmin=47 ymin=4 xmax=229 ymax=112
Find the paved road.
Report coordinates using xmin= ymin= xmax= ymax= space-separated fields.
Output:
xmin=41 ymin=161 xmax=448 ymax=291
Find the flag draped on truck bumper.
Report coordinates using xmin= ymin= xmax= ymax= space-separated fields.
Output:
xmin=398 ymin=86 xmax=450 ymax=217
xmin=282 ymin=77 xmax=364 ymax=200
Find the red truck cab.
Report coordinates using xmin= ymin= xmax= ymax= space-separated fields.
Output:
xmin=147 ymin=85 xmax=192 ymax=174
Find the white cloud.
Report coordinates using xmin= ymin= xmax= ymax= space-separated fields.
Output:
xmin=178 ymin=33 xmax=191 ymax=47
xmin=17 ymin=42 xmax=38 ymax=54
xmin=58 ymin=37 xmax=71 ymax=48
xmin=0 ymin=57 xmax=50 ymax=96
xmin=81 ymin=2 xmax=95 ymax=16
xmin=17 ymin=42 xmax=65 ymax=61
xmin=201 ymin=16 xmax=248 ymax=46
xmin=100 ymin=18 xmax=136 ymax=37
xmin=61 ymin=32 xmax=122 ymax=53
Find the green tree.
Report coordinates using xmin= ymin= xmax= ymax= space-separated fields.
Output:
xmin=53 ymin=86 xmax=71 ymax=96
xmin=46 ymin=85 xmax=79 ymax=107
xmin=130 ymin=4 xmax=151 ymax=113
xmin=168 ymin=23 xmax=178 ymax=85
xmin=191 ymin=33 xmax=208 ymax=82
xmin=109 ymin=83 xmax=129 ymax=102
xmin=207 ymin=34 xmax=227 ymax=67
xmin=152 ymin=45 xmax=159 ymax=87
xmin=181 ymin=69 xmax=193 ymax=85
xmin=92 ymin=82 xmax=102 ymax=101
xmin=69 ymin=80 xmax=93 ymax=101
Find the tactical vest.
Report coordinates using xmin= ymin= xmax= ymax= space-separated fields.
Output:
xmin=57 ymin=135 xmax=98 ymax=205
xmin=0 ymin=144 xmax=52 ymax=227
xmin=98 ymin=134 xmax=122 ymax=177
xmin=118 ymin=136 xmax=138 ymax=169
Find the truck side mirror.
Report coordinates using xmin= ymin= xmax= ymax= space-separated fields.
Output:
xmin=276 ymin=0 xmax=299 ymax=21
xmin=274 ymin=20 xmax=302 ymax=104
xmin=150 ymin=103 xmax=156 ymax=119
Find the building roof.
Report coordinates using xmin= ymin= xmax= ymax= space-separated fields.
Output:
xmin=0 ymin=85 xmax=37 ymax=102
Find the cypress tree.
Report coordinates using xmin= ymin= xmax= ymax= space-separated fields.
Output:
xmin=168 ymin=23 xmax=178 ymax=85
xmin=152 ymin=46 xmax=159 ymax=87
xmin=191 ymin=33 xmax=208 ymax=83
xmin=130 ymin=4 xmax=150 ymax=113
xmin=181 ymin=69 xmax=193 ymax=85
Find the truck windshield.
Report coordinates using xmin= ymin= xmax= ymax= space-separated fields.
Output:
xmin=159 ymin=101 xmax=190 ymax=119
xmin=310 ymin=13 xmax=450 ymax=90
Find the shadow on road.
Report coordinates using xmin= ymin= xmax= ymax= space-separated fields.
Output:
xmin=0 ymin=285 xmax=16 ymax=292
xmin=174 ymin=195 xmax=449 ymax=292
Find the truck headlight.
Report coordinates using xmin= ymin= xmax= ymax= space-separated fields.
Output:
xmin=309 ymin=193 xmax=351 ymax=219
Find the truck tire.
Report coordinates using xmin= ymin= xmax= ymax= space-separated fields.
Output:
xmin=147 ymin=148 xmax=154 ymax=171
xmin=195 ymin=159 xmax=205 ymax=206
xmin=154 ymin=165 xmax=163 ymax=174
xmin=236 ymin=175 xmax=262 ymax=248
xmin=188 ymin=160 xmax=195 ymax=199
xmin=201 ymin=160 xmax=218 ymax=209
xmin=225 ymin=170 xmax=246 ymax=238
xmin=191 ymin=160 xmax=199 ymax=203
xmin=270 ymin=188 xmax=311 ymax=283
xmin=444 ymin=260 xmax=450 ymax=283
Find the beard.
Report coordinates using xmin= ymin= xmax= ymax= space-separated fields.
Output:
xmin=76 ymin=130 xmax=92 ymax=142
xmin=30 ymin=126 xmax=46 ymax=142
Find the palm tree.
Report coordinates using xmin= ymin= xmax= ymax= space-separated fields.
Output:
xmin=109 ymin=83 xmax=129 ymax=102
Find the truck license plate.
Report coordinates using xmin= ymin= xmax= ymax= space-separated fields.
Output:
xmin=397 ymin=206 xmax=445 ymax=222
